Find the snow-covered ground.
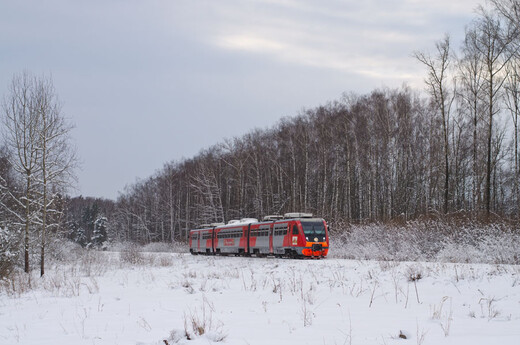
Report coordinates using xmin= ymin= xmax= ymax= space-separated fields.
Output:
xmin=1 ymin=252 xmax=519 ymax=345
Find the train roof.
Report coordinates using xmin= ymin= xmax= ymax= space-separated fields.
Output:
xmin=191 ymin=214 xmax=325 ymax=231
xmin=290 ymin=218 xmax=325 ymax=222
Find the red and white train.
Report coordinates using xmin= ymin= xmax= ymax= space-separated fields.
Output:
xmin=189 ymin=213 xmax=329 ymax=258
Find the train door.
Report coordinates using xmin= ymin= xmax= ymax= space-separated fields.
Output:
xmin=272 ymin=222 xmax=287 ymax=254
xmin=191 ymin=230 xmax=200 ymax=253
xmin=269 ymin=223 xmax=274 ymax=254
xmin=246 ymin=224 xmax=251 ymax=254
xmin=211 ymin=227 xmax=216 ymax=254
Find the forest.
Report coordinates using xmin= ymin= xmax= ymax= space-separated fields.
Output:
xmin=1 ymin=0 xmax=520 ymax=274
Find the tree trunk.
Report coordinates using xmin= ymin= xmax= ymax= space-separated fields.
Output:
xmin=24 ymin=176 xmax=31 ymax=273
xmin=486 ymin=75 xmax=493 ymax=216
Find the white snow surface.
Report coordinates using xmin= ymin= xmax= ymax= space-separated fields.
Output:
xmin=1 ymin=252 xmax=519 ymax=345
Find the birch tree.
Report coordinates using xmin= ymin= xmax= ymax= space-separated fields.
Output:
xmin=414 ymin=34 xmax=455 ymax=214
xmin=1 ymin=72 xmax=42 ymax=273
xmin=490 ymin=0 xmax=520 ymax=217
xmin=504 ymin=61 xmax=520 ymax=216
xmin=1 ymin=72 xmax=76 ymax=275
xmin=474 ymin=9 xmax=518 ymax=215
xmin=490 ymin=0 xmax=520 ymax=36
xmin=458 ymin=26 xmax=487 ymax=211
xmin=33 ymin=76 xmax=77 ymax=276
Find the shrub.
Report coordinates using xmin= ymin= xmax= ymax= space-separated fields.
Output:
xmin=329 ymin=220 xmax=520 ymax=265
xmin=183 ymin=299 xmax=226 ymax=342
xmin=119 ymin=243 xmax=145 ymax=265
xmin=0 ymin=227 xmax=19 ymax=279
xmin=47 ymin=237 xmax=84 ymax=263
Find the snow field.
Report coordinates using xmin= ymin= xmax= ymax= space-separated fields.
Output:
xmin=1 ymin=252 xmax=519 ymax=345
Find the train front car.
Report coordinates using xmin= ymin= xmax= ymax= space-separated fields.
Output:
xmin=283 ymin=213 xmax=329 ymax=258
xmin=299 ymin=218 xmax=329 ymax=258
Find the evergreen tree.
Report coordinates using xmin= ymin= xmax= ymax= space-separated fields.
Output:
xmin=92 ymin=216 xmax=108 ymax=248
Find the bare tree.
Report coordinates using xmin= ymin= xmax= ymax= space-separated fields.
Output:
xmin=458 ymin=26 xmax=487 ymax=211
xmin=490 ymin=0 xmax=520 ymax=217
xmin=1 ymin=72 xmax=42 ymax=273
xmin=414 ymin=34 xmax=455 ymax=214
xmin=33 ymin=76 xmax=77 ymax=276
xmin=190 ymin=151 xmax=225 ymax=225
xmin=474 ymin=9 xmax=518 ymax=215
xmin=1 ymin=72 xmax=76 ymax=275
xmin=490 ymin=0 xmax=520 ymax=35
xmin=504 ymin=61 xmax=520 ymax=216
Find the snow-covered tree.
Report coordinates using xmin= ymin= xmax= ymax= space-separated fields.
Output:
xmin=1 ymin=72 xmax=77 ymax=275
xmin=1 ymin=72 xmax=43 ymax=273
xmin=33 ymin=75 xmax=77 ymax=276
xmin=92 ymin=216 xmax=108 ymax=248
xmin=0 ymin=226 xmax=19 ymax=278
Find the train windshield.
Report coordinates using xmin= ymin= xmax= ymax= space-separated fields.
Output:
xmin=300 ymin=221 xmax=326 ymax=236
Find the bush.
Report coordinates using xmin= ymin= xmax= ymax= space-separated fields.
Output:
xmin=436 ymin=225 xmax=520 ymax=264
xmin=119 ymin=243 xmax=145 ymax=265
xmin=46 ymin=236 xmax=85 ymax=263
xmin=329 ymin=220 xmax=520 ymax=265
xmin=0 ymin=227 xmax=19 ymax=278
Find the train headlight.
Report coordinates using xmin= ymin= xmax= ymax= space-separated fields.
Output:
xmin=305 ymin=237 xmax=309 ymax=241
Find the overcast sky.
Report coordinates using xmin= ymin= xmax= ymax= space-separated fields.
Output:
xmin=0 ymin=0 xmax=483 ymax=200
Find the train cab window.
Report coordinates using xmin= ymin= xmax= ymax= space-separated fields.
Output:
xmin=301 ymin=221 xmax=326 ymax=236
xmin=292 ymin=225 xmax=299 ymax=235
